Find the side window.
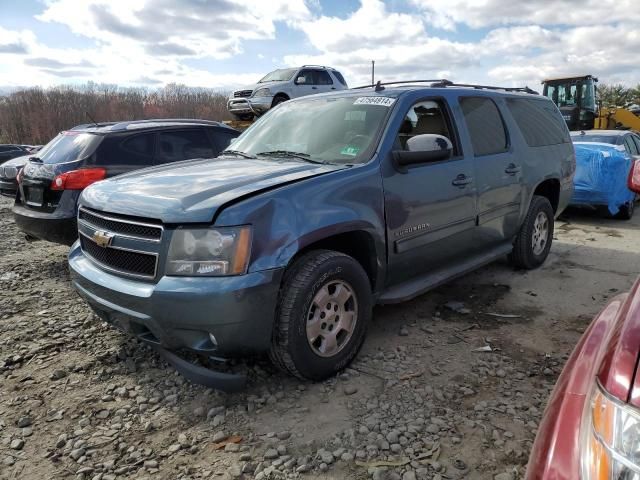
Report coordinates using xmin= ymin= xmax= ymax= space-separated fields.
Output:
xmin=158 ymin=129 xmax=214 ymax=163
xmin=506 ymin=98 xmax=570 ymax=147
xmin=624 ymin=135 xmax=639 ymax=155
xmin=121 ymin=134 xmax=155 ymax=163
xmin=633 ymin=135 xmax=640 ymax=154
xmin=332 ymin=70 xmax=348 ymax=87
xmin=460 ymin=97 xmax=508 ymax=156
xmin=315 ymin=70 xmax=333 ymax=85
xmin=296 ymin=69 xmax=315 ymax=85
xmin=395 ymin=100 xmax=456 ymax=154
xmin=209 ymin=129 xmax=239 ymax=153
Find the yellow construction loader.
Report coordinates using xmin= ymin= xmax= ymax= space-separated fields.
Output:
xmin=541 ymin=75 xmax=640 ymax=131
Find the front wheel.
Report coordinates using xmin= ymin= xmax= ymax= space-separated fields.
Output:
xmin=509 ymin=195 xmax=554 ymax=269
xmin=270 ymin=250 xmax=372 ymax=380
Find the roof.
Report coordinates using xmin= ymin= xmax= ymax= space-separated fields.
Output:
xmin=570 ymin=130 xmax=630 ymax=136
xmin=542 ymin=75 xmax=597 ymax=83
xmin=69 ymin=118 xmax=232 ymax=135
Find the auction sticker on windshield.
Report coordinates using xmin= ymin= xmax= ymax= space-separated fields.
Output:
xmin=353 ymin=97 xmax=396 ymax=107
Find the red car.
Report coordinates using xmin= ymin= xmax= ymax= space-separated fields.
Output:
xmin=526 ymin=276 xmax=640 ymax=478
xmin=526 ymin=163 xmax=640 ymax=479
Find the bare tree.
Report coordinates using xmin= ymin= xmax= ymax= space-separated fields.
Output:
xmin=0 ymin=83 xmax=230 ymax=144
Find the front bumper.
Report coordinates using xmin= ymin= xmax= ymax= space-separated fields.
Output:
xmin=68 ymin=241 xmax=284 ymax=357
xmin=13 ymin=202 xmax=77 ymax=245
xmin=226 ymin=96 xmax=273 ymax=115
xmin=0 ymin=178 xmax=17 ymax=197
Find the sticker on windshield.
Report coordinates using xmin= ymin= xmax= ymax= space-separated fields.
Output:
xmin=341 ymin=146 xmax=360 ymax=156
xmin=354 ymin=96 xmax=396 ymax=107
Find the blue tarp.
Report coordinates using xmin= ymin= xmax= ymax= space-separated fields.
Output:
xmin=571 ymin=142 xmax=635 ymax=215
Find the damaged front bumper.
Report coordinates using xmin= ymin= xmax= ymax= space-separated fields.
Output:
xmin=68 ymin=240 xmax=283 ymax=391
xmin=226 ymin=96 xmax=273 ymax=116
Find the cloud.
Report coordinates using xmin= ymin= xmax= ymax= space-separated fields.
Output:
xmin=145 ymin=43 xmax=197 ymax=56
xmin=411 ymin=0 xmax=640 ymax=30
xmin=24 ymin=58 xmax=95 ymax=69
xmin=0 ymin=42 xmax=29 ymax=54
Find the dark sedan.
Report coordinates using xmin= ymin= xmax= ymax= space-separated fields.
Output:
xmin=0 ymin=154 xmax=30 ymax=197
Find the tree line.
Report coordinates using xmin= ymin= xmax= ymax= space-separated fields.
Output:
xmin=597 ymin=83 xmax=640 ymax=108
xmin=0 ymin=82 xmax=230 ymax=145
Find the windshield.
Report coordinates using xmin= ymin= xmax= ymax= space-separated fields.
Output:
xmin=36 ymin=131 xmax=101 ymax=164
xmin=226 ymin=96 xmax=394 ymax=164
xmin=544 ymin=78 xmax=596 ymax=111
xmin=258 ymin=68 xmax=298 ymax=83
xmin=571 ymin=134 xmax=618 ymax=145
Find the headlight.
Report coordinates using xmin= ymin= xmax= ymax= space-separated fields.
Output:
xmin=252 ymin=88 xmax=271 ymax=97
xmin=582 ymin=382 xmax=640 ymax=478
xmin=166 ymin=226 xmax=251 ymax=276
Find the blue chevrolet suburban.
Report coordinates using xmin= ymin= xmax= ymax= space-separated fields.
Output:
xmin=69 ymin=81 xmax=575 ymax=390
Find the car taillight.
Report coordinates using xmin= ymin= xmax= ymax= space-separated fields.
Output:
xmin=629 ymin=160 xmax=640 ymax=194
xmin=50 ymin=168 xmax=106 ymax=191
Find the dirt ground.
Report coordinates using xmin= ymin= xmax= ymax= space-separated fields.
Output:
xmin=1 ymin=195 xmax=639 ymax=480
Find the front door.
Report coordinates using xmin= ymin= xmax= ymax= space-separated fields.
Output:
xmin=383 ymin=99 xmax=477 ymax=286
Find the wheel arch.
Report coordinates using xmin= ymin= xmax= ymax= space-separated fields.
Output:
xmin=531 ymin=178 xmax=561 ymax=214
xmin=283 ymin=228 xmax=382 ymax=293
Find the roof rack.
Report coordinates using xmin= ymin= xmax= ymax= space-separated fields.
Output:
xmin=301 ymin=64 xmax=329 ymax=69
xmin=352 ymin=79 xmax=538 ymax=95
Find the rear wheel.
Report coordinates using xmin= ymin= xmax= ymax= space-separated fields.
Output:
xmin=270 ymin=250 xmax=372 ymax=380
xmin=615 ymin=198 xmax=635 ymax=220
xmin=509 ymin=195 xmax=554 ymax=269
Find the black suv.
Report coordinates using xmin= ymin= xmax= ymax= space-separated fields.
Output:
xmin=0 ymin=144 xmax=30 ymax=163
xmin=14 ymin=119 xmax=239 ymax=245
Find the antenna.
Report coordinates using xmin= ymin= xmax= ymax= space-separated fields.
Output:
xmin=86 ymin=111 xmax=98 ymax=127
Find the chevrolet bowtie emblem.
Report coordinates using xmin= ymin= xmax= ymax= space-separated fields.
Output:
xmin=93 ymin=230 xmax=114 ymax=248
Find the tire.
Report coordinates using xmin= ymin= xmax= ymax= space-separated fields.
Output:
xmin=270 ymin=250 xmax=372 ymax=380
xmin=509 ymin=195 xmax=555 ymax=270
xmin=231 ymin=113 xmax=253 ymax=121
xmin=271 ymin=95 xmax=288 ymax=108
xmin=615 ymin=198 xmax=635 ymax=220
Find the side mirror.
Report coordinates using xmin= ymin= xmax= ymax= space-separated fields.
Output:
xmin=296 ymin=76 xmax=306 ymax=85
xmin=629 ymin=159 xmax=640 ymax=194
xmin=393 ymin=134 xmax=453 ymax=172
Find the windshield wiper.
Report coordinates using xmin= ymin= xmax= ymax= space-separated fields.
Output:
xmin=222 ymin=150 xmax=256 ymax=159
xmin=257 ymin=150 xmax=326 ymax=164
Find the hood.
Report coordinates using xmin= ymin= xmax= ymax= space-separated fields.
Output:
xmin=80 ymin=156 xmax=345 ymax=223
xmin=1 ymin=154 xmax=31 ymax=168
xmin=232 ymin=81 xmax=287 ymax=95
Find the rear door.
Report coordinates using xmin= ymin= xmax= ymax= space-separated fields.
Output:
xmin=458 ymin=96 xmax=521 ymax=247
xmin=314 ymin=70 xmax=337 ymax=94
xmin=157 ymin=128 xmax=216 ymax=164
xmin=383 ymin=98 xmax=477 ymax=285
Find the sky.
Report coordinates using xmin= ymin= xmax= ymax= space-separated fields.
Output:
xmin=0 ymin=0 xmax=639 ymax=92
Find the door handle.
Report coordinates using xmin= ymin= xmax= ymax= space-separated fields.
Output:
xmin=505 ymin=163 xmax=521 ymax=175
xmin=452 ymin=174 xmax=472 ymax=188
xmin=312 ymin=86 xmax=317 ymax=90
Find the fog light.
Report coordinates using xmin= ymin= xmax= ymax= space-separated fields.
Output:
xmin=209 ymin=333 xmax=218 ymax=347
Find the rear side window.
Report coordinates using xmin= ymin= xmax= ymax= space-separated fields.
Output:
xmin=315 ymin=70 xmax=333 ymax=85
xmin=158 ymin=129 xmax=214 ymax=162
xmin=210 ymin=129 xmax=239 ymax=152
xmin=37 ymin=132 xmax=101 ymax=164
xmin=460 ymin=97 xmax=508 ymax=156
xmin=624 ymin=135 xmax=639 ymax=155
xmin=332 ymin=70 xmax=348 ymax=87
xmin=507 ymin=98 xmax=570 ymax=147
xmin=633 ymin=135 xmax=640 ymax=153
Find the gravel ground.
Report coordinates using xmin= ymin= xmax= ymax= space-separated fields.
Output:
xmin=1 ymin=195 xmax=639 ymax=480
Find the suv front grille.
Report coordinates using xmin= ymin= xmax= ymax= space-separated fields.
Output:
xmin=79 ymin=207 xmax=162 ymax=241
xmin=234 ymin=90 xmax=252 ymax=98
xmin=80 ymin=234 xmax=157 ymax=278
